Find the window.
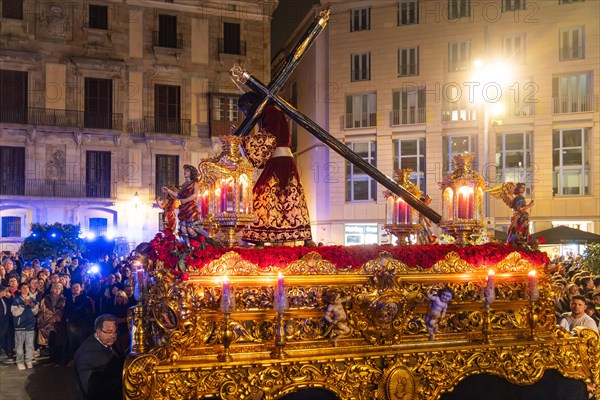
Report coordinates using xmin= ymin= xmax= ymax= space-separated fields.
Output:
xmin=442 ymin=84 xmax=477 ymax=121
xmin=0 ymin=146 xmax=25 ymax=195
xmin=89 ymin=218 xmax=108 ymax=236
xmin=86 ymin=151 xmax=111 ymax=198
xmin=393 ymin=138 xmax=426 ymax=192
xmin=553 ymin=129 xmax=589 ymax=196
xmin=398 ymin=47 xmax=419 ymax=76
xmin=552 ymin=72 xmax=593 ymax=113
xmin=1 ymin=0 xmax=23 ymax=20
xmin=155 ymin=154 xmax=179 ymax=198
xmin=351 ymin=52 xmax=370 ymax=82
xmin=345 ymin=93 xmax=377 ymax=129
xmin=346 ymin=141 xmax=377 ymax=202
xmin=89 ymin=4 xmax=108 ymax=29
xmin=503 ymin=34 xmax=525 ymax=64
xmin=84 ymin=77 xmax=113 ymax=129
xmin=448 ymin=0 xmax=470 ymax=19
xmin=442 ymin=136 xmax=477 ymax=173
xmin=560 ymin=27 xmax=584 ymax=61
xmin=448 ymin=41 xmax=470 ymax=72
xmin=344 ymin=224 xmax=379 ymax=245
xmin=1 ymin=217 xmax=21 ymax=238
xmin=392 ymin=87 xmax=425 ymax=125
xmin=502 ymin=0 xmax=526 ymax=11
xmin=210 ymin=94 xmax=240 ymax=137
xmin=350 ymin=7 xmax=369 ymax=32
xmin=156 ymin=14 xmax=178 ymax=48
xmin=222 ymin=22 xmax=242 ymax=55
xmin=155 ymin=84 xmax=181 ymax=133
xmin=0 ymin=69 xmax=28 ymax=124
xmin=398 ymin=0 xmax=419 ymax=25
xmin=212 ymin=96 xmax=239 ymax=122
xmin=495 ymin=132 xmax=532 ymax=193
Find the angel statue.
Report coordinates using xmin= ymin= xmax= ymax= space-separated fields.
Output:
xmin=486 ymin=182 xmax=534 ymax=246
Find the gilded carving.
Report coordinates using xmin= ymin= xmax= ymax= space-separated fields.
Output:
xmin=125 ymin=251 xmax=599 ymax=400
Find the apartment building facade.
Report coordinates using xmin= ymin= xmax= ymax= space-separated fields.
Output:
xmin=0 ymin=0 xmax=276 ymax=253
xmin=276 ymin=0 xmax=599 ymax=246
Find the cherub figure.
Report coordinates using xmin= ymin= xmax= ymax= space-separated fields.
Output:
xmin=486 ymin=182 xmax=534 ymax=246
xmin=424 ymin=287 xmax=453 ymax=340
xmin=324 ymin=289 xmax=352 ymax=346
xmin=156 ymin=185 xmax=180 ymax=234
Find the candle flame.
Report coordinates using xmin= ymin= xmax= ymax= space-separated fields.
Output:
xmin=278 ymin=272 xmax=284 ymax=279
xmin=222 ymin=275 xmax=229 ymax=284
xmin=528 ymin=270 xmax=537 ymax=277
xmin=488 ymin=269 xmax=495 ymax=276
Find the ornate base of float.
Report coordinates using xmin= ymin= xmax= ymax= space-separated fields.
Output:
xmin=438 ymin=220 xmax=485 ymax=245
xmin=124 ymin=248 xmax=599 ymax=400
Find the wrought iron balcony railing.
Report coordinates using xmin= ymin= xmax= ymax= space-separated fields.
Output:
xmin=0 ymin=107 xmax=122 ymax=130
xmin=128 ymin=117 xmax=191 ymax=135
xmin=344 ymin=112 xmax=377 ymax=129
xmin=0 ymin=179 xmax=112 ymax=198
xmin=392 ymin=107 xmax=426 ymax=125
xmin=552 ymin=95 xmax=595 ymax=114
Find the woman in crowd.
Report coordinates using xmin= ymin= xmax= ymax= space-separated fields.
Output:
xmin=37 ymin=283 xmax=66 ymax=363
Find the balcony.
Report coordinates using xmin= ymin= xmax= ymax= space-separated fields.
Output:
xmin=506 ymin=101 xmax=535 ymax=117
xmin=218 ymin=38 xmax=246 ymax=56
xmin=0 ymin=107 xmax=122 ymax=130
xmin=392 ymin=107 xmax=426 ymax=125
xmin=344 ymin=113 xmax=377 ymax=129
xmin=128 ymin=116 xmax=191 ymax=136
xmin=559 ymin=46 xmax=584 ymax=61
xmin=0 ymin=179 xmax=112 ymax=198
xmin=153 ymin=31 xmax=183 ymax=49
xmin=441 ymin=101 xmax=478 ymax=122
xmin=552 ymin=95 xmax=595 ymax=114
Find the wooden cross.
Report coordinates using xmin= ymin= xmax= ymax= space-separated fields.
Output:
xmin=229 ymin=9 xmax=441 ymax=224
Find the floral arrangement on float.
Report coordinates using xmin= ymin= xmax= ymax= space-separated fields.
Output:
xmin=147 ymin=230 xmax=550 ymax=280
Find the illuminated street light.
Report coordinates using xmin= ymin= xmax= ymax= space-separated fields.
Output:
xmin=470 ymin=59 xmax=513 ymax=216
xmin=133 ymin=191 xmax=141 ymax=209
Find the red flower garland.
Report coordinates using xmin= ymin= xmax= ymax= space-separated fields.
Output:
xmin=148 ymin=231 xmax=550 ymax=276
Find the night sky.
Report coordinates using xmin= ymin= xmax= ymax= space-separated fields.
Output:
xmin=271 ymin=0 xmax=321 ymax=58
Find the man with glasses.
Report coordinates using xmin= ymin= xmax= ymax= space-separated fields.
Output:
xmin=74 ymin=314 xmax=123 ymax=400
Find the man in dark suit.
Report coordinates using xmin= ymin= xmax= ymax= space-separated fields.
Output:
xmin=74 ymin=314 xmax=123 ymax=400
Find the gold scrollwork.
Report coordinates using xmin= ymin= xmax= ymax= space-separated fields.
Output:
xmin=379 ymin=364 xmax=418 ymax=400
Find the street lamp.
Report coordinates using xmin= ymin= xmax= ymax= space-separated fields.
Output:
xmin=133 ymin=191 xmax=140 ymax=209
xmin=470 ymin=59 xmax=512 ymax=216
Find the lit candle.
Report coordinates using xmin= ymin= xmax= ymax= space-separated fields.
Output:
xmin=220 ymin=275 xmax=231 ymax=312
xmin=397 ymin=198 xmax=409 ymax=224
xmin=277 ymin=272 xmax=284 ymax=297
xmin=457 ymin=187 xmax=474 ymax=219
xmin=527 ymin=270 xmax=539 ymax=301
xmin=221 ymin=182 xmax=227 ymax=212
xmin=201 ymin=191 xmax=209 ymax=218
xmin=274 ymin=272 xmax=288 ymax=312
xmin=486 ymin=269 xmax=495 ymax=291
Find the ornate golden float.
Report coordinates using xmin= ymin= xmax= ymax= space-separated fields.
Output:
xmin=124 ymin=244 xmax=599 ymax=399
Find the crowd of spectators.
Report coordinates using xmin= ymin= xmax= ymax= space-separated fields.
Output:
xmin=550 ymin=251 xmax=600 ymax=333
xmin=0 ymin=251 xmax=138 ymax=374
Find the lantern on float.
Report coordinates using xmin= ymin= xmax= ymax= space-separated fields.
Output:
xmin=383 ymin=169 xmax=424 ymax=245
xmin=198 ymin=135 xmax=254 ymax=247
xmin=438 ymin=153 xmax=486 ymax=244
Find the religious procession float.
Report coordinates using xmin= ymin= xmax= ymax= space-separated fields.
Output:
xmin=123 ymin=9 xmax=598 ymax=400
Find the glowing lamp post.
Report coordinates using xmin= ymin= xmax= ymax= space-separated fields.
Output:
xmin=198 ymin=135 xmax=255 ymax=247
xmin=438 ymin=153 xmax=486 ymax=244
xmin=384 ymin=169 xmax=424 ymax=245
